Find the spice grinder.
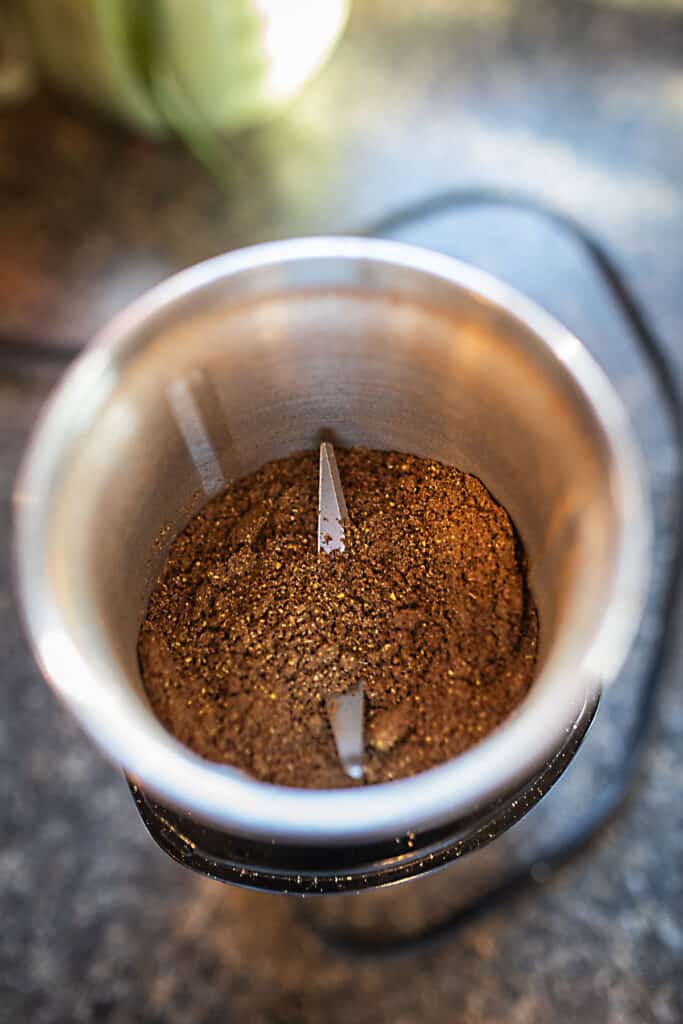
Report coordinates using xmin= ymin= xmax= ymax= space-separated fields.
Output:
xmin=14 ymin=237 xmax=651 ymax=892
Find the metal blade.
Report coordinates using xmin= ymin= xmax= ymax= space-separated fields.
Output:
xmin=317 ymin=442 xmax=363 ymax=779
xmin=318 ymin=441 xmax=349 ymax=554
xmin=325 ymin=683 xmax=364 ymax=781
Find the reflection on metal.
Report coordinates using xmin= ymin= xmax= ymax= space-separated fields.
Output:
xmin=167 ymin=376 xmax=225 ymax=497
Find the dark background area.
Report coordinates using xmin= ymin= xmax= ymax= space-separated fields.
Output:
xmin=2 ymin=2 xmax=682 ymax=1021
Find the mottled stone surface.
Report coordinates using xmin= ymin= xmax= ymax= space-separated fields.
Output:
xmin=1 ymin=2 xmax=682 ymax=1022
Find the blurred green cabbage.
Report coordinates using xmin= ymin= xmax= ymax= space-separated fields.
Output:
xmin=24 ymin=0 xmax=349 ymax=137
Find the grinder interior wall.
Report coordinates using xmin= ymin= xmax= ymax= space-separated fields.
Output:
xmin=48 ymin=280 xmax=617 ymax=714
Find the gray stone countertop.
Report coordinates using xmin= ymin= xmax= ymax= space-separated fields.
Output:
xmin=2 ymin=2 xmax=682 ymax=1022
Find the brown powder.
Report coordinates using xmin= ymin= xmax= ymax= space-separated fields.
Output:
xmin=138 ymin=449 xmax=538 ymax=788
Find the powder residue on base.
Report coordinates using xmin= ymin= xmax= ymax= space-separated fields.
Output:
xmin=138 ymin=449 xmax=538 ymax=788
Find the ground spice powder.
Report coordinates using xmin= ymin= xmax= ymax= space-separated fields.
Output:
xmin=138 ymin=449 xmax=538 ymax=788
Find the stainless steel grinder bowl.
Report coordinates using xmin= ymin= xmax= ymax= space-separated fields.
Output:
xmin=14 ymin=237 xmax=651 ymax=892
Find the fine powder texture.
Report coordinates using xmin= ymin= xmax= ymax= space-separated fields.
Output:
xmin=138 ymin=449 xmax=539 ymax=788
